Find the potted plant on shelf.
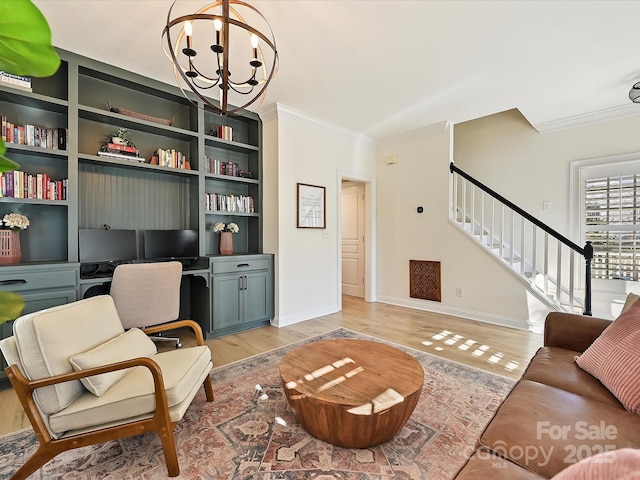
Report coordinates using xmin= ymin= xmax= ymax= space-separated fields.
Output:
xmin=0 ymin=0 xmax=61 ymax=323
xmin=213 ymin=222 xmax=239 ymax=255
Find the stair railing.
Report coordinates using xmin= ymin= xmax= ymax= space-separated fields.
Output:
xmin=449 ymin=162 xmax=593 ymax=315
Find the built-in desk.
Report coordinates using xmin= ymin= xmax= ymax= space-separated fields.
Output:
xmin=78 ymin=258 xmax=211 ymax=336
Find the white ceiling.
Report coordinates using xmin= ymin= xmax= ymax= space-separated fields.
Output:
xmin=34 ymin=0 xmax=640 ymax=139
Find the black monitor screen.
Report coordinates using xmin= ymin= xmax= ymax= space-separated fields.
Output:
xmin=79 ymin=229 xmax=137 ymax=264
xmin=143 ymin=229 xmax=198 ymax=260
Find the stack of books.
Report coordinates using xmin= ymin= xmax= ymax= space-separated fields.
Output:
xmin=97 ymin=143 xmax=144 ymax=162
xmin=0 ymin=72 xmax=32 ymax=92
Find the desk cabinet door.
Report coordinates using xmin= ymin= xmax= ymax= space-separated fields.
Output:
xmin=212 ymin=274 xmax=243 ymax=330
xmin=243 ymin=271 xmax=271 ymax=323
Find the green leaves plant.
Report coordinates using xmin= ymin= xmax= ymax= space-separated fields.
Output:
xmin=0 ymin=0 xmax=60 ymax=325
xmin=0 ymin=139 xmax=20 ymax=172
xmin=0 ymin=291 xmax=25 ymax=323
xmin=0 ymin=0 xmax=60 ymax=77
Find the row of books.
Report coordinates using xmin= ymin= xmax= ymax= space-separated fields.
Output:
xmin=155 ymin=148 xmax=190 ymax=170
xmin=0 ymin=72 xmax=31 ymax=92
xmin=205 ymin=193 xmax=255 ymax=213
xmin=211 ymin=125 xmax=235 ymax=141
xmin=1 ymin=117 xmax=67 ymax=150
xmin=204 ymin=157 xmax=242 ymax=177
xmin=0 ymin=170 xmax=68 ymax=200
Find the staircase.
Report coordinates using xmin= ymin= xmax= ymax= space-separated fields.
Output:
xmin=449 ymin=162 xmax=593 ymax=316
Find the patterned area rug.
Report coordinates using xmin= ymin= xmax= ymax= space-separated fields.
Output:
xmin=0 ymin=328 xmax=514 ymax=479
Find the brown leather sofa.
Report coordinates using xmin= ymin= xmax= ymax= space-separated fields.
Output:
xmin=453 ymin=311 xmax=640 ymax=479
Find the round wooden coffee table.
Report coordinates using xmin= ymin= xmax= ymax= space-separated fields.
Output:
xmin=279 ymin=338 xmax=424 ymax=448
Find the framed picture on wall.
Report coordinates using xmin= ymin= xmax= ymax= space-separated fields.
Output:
xmin=297 ymin=183 xmax=326 ymax=228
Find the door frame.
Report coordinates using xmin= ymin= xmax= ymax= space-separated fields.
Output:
xmin=337 ymin=171 xmax=376 ymax=308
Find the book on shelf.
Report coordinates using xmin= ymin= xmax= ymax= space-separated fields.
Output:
xmin=106 ymin=142 xmax=137 ymax=153
xmin=205 ymin=193 xmax=254 ymax=213
xmin=1 ymin=116 xmax=67 ymax=150
xmin=211 ymin=125 xmax=234 ymax=141
xmin=0 ymin=170 xmax=68 ymax=200
xmin=155 ymin=148 xmax=190 ymax=169
xmin=203 ymin=156 xmax=246 ymax=178
xmin=97 ymin=150 xmax=146 ymax=162
xmin=0 ymin=71 xmax=32 ymax=92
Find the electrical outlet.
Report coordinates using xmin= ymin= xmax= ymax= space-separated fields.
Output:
xmin=543 ymin=200 xmax=551 ymax=210
xmin=456 ymin=287 xmax=464 ymax=297
xmin=322 ymin=230 xmax=329 ymax=239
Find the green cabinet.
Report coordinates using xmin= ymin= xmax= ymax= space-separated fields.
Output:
xmin=210 ymin=254 xmax=274 ymax=337
xmin=0 ymin=263 xmax=78 ymax=387
xmin=0 ymin=48 xmax=273 ymax=368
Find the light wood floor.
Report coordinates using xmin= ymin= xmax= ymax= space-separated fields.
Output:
xmin=0 ymin=296 xmax=542 ymax=436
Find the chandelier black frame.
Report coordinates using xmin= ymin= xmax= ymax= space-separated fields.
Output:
xmin=162 ymin=0 xmax=278 ymax=115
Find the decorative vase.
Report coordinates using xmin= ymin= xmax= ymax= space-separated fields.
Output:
xmin=0 ymin=230 xmax=22 ymax=264
xmin=219 ymin=231 xmax=233 ymax=255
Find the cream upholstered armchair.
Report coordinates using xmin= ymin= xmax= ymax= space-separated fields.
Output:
xmin=0 ymin=295 xmax=214 ymax=479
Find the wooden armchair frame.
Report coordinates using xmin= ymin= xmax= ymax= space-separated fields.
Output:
xmin=5 ymin=319 xmax=214 ymax=480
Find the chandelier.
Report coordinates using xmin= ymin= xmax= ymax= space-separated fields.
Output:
xmin=630 ymin=82 xmax=640 ymax=103
xmin=162 ymin=0 xmax=278 ymax=115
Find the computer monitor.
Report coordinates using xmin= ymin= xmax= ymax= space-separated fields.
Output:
xmin=143 ymin=229 xmax=199 ymax=260
xmin=78 ymin=229 xmax=137 ymax=264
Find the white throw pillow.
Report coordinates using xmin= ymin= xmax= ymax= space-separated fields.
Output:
xmin=69 ymin=328 xmax=157 ymax=396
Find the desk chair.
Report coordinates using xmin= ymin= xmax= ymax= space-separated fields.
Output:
xmin=110 ymin=261 xmax=183 ymax=348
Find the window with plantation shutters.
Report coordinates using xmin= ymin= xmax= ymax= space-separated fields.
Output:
xmin=585 ymin=173 xmax=640 ymax=281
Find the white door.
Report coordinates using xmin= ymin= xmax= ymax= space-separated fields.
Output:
xmin=342 ymin=181 xmax=365 ymax=298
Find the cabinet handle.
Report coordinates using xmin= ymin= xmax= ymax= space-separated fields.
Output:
xmin=238 ymin=277 xmax=243 ymax=290
xmin=0 ymin=279 xmax=27 ymax=286
xmin=237 ymin=263 xmax=250 ymax=268
xmin=243 ymin=275 xmax=247 ymax=290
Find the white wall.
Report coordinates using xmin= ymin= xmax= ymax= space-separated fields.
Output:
xmin=375 ymin=123 xmax=530 ymax=329
xmin=261 ymin=104 xmax=377 ymax=327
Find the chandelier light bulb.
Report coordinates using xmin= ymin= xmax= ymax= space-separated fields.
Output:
xmin=163 ymin=0 xmax=279 ymax=115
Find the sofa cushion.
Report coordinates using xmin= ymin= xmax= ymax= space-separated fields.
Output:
xmin=550 ymin=448 xmax=640 ymax=479
xmin=49 ymin=345 xmax=211 ymax=434
xmin=69 ymin=328 xmax=157 ymax=396
xmin=523 ymin=347 xmax=621 ymax=407
xmin=622 ymin=293 xmax=640 ymax=314
xmin=12 ymin=296 xmax=125 ymax=414
xmin=480 ymin=380 xmax=640 ymax=479
xmin=575 ymin=299 xmax=640 ymax=414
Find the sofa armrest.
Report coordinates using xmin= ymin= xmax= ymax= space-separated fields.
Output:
xmin=544 ymin=312 xmax=611 ymax=352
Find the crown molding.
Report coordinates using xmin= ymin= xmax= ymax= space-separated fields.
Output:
xmin=257 ymin=103 xmax=376 ymax=147
xmin=532 ymin=103 xmax=640 ymax=134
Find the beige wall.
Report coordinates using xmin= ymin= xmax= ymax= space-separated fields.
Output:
xmin=264 ymin=104 xmax=640 ymax=329
xmin=454 ymin=108 xmax=640 ymax=319
xmin=375 ymin=123 xmax=531 ymax=329
xmin=262 ymin=104 xmax=377 ymax=327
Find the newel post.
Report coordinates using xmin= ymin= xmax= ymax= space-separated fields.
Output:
xmin=583 ymin=241 xmax=593 ymax=316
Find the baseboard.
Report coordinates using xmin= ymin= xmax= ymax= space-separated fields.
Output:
xmin=375 ymin=295 xmax=530 ymax=330
xmin=273 ymin=303 xmax=340 ymax=327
